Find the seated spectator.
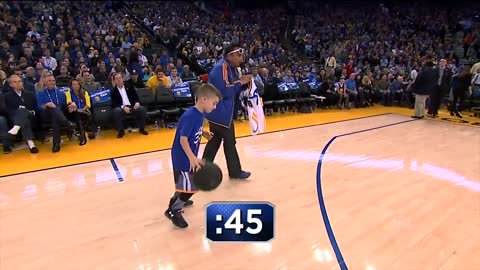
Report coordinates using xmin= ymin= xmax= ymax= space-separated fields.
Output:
xmin=175 ymin=59 xmax=184 ymax=75
xmin=111 ymin=65 xmax=131 ymax=82
xmin=146 ymin=67 xmax=170 ymax=93
xmin=55 ymin=66 xmax=73 ymax=87
xmin=75 ymin=64 xmax=93 ymax=83
xmin=104 ymin=73 xmax=116 ymax=90
xmin=36 ymin=73 xmax=76 ymax=153
xmin=283 ymin=70 xmax=295 ymax=83
xmin=53 ymin=59 xmax=69 ymax=77
xmin=110 ymin=73 xmax=148 ymax=138
xmin=43 ymin=49 xmax=57 ymax=72
xmin=374 ymin=74 xmax=390 ymax=104
xmin=35 ymin=69 xmax=49 ymax=92
xmin=126 ymin=69 xmax=146 ymax=88
xmin=93 ymin=60 xmax=110 ymax=83
xmin=168 ymin=68 xmax=183 ymax=88
xmin=335 ymin=77 xmax=349 ymax=109
xmin=81 ymin=71 xmax=101 ymax=93
xmin=319 ymin=80 xmax=338 ymax=108
xmin=345 ymin=73 xmax=358 ymax=106
xmin=88 ymin=49 xmax=100 ymax=67
xmin=384 ymin=76 xmax=407 ymax=106
xmin=0 ymin=93 xmax=12 ymax=154
xmin=65 ymin=79 xmax=95 ymax=145
xmin=138 ymin=49 xmax=149 ymax=66
xmin=128 ymin=51 xmax=144 ymax=79
xmin=23 ymin=67 xmax=38 ymax=93
xmin=293 ymin=71 xmax=302 ymax=83
xmin=142 ymin=66 xmax=153 ymax=82
xmin=181 ymin=65 xmax=196 ymax=80
xmin=4 ymin=75 xmax=39 ymax=153
xmin=0 ymin=70 xmax=11 ymax=94
xmin=138 ymin=34 xmax=151 ymax=50
xmin=35 ymin=62 xmax=46 ymax=79
xmin=361 ymin=73 xmax=375 ymax=106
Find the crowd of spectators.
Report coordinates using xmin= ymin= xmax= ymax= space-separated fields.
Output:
xmin=290 ymin=2 xmax=479 ymax=81
xmin=1 ymin=1 xmax=479 ymax=155
xmin=132 ymin=1 xmax=313 ymax=79
xmin=0 ymin=1 xmax=192 ymax=154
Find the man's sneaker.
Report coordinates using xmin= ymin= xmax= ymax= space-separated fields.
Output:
xmin=230 ymin=171 xmax=251 ymax=180
xmin=184 ymin=200 xmax=194 ymax=207
xmin=164 ymin=209 xmax=188 ymax=228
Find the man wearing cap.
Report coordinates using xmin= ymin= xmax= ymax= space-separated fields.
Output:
xmin=202 ymin=43 xmax=253 ymax=180
xmin=126 ymin=69 xmax=145 ymax=88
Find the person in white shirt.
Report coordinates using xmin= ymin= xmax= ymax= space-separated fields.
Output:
xmin=43 ymin=50 xmax=58 ymax=71
xmin=138 ymin=49 xmax=148 ymax=66
xmin=325 ymin=54 xmax=337 ymax=71
xmin=410 ymin=68 xmax=418 ymax=82
xmin=168 ymin=68 xmax=183 ymax=88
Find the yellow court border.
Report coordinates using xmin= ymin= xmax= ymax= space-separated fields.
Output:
xmin=0 ymin=106 xmax=478 ymax=177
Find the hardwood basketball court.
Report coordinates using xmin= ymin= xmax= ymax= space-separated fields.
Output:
xmin=0 ymin=114 xmax=479 ymax=270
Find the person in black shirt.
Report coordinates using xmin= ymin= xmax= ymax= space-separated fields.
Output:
xmin=125 ymin=69 xmax=145 ymax=88
xmin=428 ymin=59 xmax=452 ymax=118
xmin=449 ymin=66 xmax=472 ymax=118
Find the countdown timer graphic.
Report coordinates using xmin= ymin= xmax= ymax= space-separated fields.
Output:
xmin=205 ymin=201 xmax=275 ymax=242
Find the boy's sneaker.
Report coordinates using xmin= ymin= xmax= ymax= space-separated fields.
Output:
xmin=164 ymin=209 xmax=188 ymax=228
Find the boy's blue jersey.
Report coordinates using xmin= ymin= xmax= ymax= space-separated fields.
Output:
xmin=171 ymin=107 xmax=204 ymax=171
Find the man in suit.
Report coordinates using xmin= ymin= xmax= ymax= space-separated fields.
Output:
xmin=202 ymin=44 xmax=252 ymax=179
xmin=0 ymin=93 xmax=12 ymax=153
xmin=428 ymin=59 xmax=452 ymax=118
xmin=5 ymin=75 xmax=39 ymax=153
xmin=110 ymin=72 xmax=148 ymax=138
xmin=411 ymin=61 xmax=438 ymax=119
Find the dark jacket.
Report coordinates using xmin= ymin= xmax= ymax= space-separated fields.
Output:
xmin=4 ymin=90 xmax=37 ymax=118
xmin=412 ymin=67 xmax=438 ymax=95
xmin=125 ymin=78 xmax=146 ymax=89
xmin=435 ymin=67 xmax=453 ymax=94
xmin=111 ymin=84 xmax=140 ymax=108
xmin=205 ymin=58 xmax=245 ymax=128
xmin=453 ymin=73 xmax=473 ymax=95
xmin=0 ymin=93 xmax=7 ymax=117
xmin=1 ymin=80 xmax=12 ymax=94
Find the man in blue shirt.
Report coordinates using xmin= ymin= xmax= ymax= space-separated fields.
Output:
xmin=345 ymin=73 xmax=358 ymax=107
xmin=201 ymin=44 xmax=252 ymax=180
xmin=165 ymin=83 xmax=221 ymax=228
xmin=36 ymin=73 xmax=76 ymax=152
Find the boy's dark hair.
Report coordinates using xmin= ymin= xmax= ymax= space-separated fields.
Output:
xmin=196 ymin=83 xmax=222 ymax=100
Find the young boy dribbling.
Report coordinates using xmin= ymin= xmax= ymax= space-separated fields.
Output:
xmin=165 ymin=83 xmax=222 ymax=228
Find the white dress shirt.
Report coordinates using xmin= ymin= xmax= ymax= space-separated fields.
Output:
xmin=117 ymin=85 xmax=131 ymax=107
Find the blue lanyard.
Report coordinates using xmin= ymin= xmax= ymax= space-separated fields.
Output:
xmin=72 ymin=91 xmax=84 ymax=108
xmin=46 ymin=89 xmax=59 ymax=105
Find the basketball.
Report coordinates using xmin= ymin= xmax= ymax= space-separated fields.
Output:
xmin=192 ymin=161 xmax=223 ymax=191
